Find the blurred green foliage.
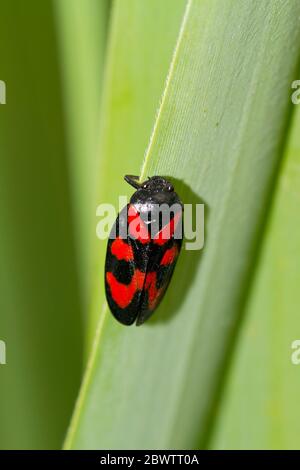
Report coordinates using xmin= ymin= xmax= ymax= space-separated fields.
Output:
xmin=0 ymin=0 xmax=102 ymax=448
xmin=0 ymin=0 xmax=300 ymax=450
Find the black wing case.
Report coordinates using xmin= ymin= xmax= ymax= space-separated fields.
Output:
xmin=105 ymin=204 xmax=149 ymax=325
xmin=136 ymin=223 xmax=183 ymax=326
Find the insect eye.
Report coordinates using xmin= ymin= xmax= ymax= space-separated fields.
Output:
xmin=142 ymin=183 xmax=148 ymax=189
xmin=167 ymin=184 xmax=173 ymax=192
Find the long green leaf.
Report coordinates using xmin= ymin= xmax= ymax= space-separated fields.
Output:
xmin=210 ymin=100 xmax=300 ymax=449
xmin=54 ymin=0 xmax=110 ymax=313
xmin=66 ymin=0 xmax=300 ymax=449
xmin=0 ymin=1 xmax=82 ymax=448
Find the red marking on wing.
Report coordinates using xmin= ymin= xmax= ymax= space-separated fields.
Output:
xmin=111 ymin=237 xmax=134 ymax=261
xmin=160 ymin=245 xmax=179 ymax=265
xmin=153 ymin=211 xmax=182 ymax=245
xmin=128 ymin=205 xmax=150 ymax=244
xmin=144 ymin=272 xmax=161 ymax=310
xmin=106 ymin=270 xmax=145 ymax=308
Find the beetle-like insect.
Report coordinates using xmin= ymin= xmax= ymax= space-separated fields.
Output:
xmin=105 ymin=175 xmax=183 ymax=325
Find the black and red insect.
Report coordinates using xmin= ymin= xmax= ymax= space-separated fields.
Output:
xmin=105 ymin=175 xmax=183 ymax=325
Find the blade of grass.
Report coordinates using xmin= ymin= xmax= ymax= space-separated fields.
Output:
xmin=87 ymin=0 xmax=187 ymax=346
xmin=66 ymin=0 xmax=300 ymax=449
xmin=0 ymin=0 xmax=83 ymax=448
xmin=210 ymin=99 xmax=300 ymax=450
xmin=54 ymin=0 xmax=110 ymax=314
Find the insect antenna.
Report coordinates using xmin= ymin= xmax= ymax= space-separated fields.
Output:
xmin=124 ymin=175 xmax=142 ymax=189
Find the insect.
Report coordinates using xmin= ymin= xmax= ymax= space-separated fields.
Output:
xmin=105 ymin=175 xmax=183 ymax=325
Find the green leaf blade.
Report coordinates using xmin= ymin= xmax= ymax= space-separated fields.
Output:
xmin=67 ymin=0 xmax=300 ymax=449
xmin=210 ymin=96 xmax=300 ymax=450
xmin=54 ymin=0 xmax=110 ymax=313
xmin=0 ymin=1 xmax=83 ymax=449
